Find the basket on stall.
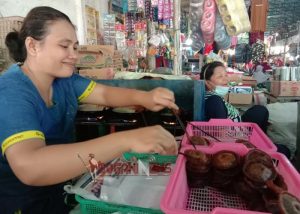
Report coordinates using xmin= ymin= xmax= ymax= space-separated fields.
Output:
xmin=76 ymin=153 xmax=177 ymax=214
xmin=160 ymin=144 xmax=300 ymax=214
xmin=122 ymin=152 xmax=177 ymax=164
xmin=183 ymin=119 xmax=276 ymax=151
xmin=76 ymin=194 xmax=163 ymax=214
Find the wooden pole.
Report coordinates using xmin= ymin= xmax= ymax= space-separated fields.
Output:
xmin=173 ymin=0 xmax=182 ymax=75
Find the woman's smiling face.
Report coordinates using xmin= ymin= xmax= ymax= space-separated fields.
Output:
xmin=33 ymin=20 xmax=79 ymax=78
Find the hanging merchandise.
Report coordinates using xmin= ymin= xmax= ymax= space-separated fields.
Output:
xmin=250 ymin=0 xmax=269 ymax=32
xmin=205 ymin=51 xmax=225 ymax=64
xmin=144 ymin=0 xmax=152 ymax=19
xmin=234 ymin=43 xmax=251 ymax=63
xmin=115 ymin=23 xmax=126 ymax=52
xmin=180 ymin=12 xmax=188 ymax=35
xmin=158 ymin=0 xmax=173 ymax=27
xmin=214 ymin=10 xmax=231 ymax=50
xmin=106 ymin=0 xmax=176 ymax=72
xmin=137 ymin=0 xmax=145 ymax=10
xmin=148 ymin=34 xmax=161 ymax=47
xmin=189 ymin=0 xmax=205 ymax=52
xmin=237 ymin=32 xmax=249 ymax=44
xmin=144 ymin=0 xmax=158 ymax=21
xmin=148 ymin=30 xmax=174 ymax=69
xmin=170 ymin=0 xmax=174 ymax=28
xmin=125 ymin=12 xmax=135 ymax=34
xmin=128 ymin=0 xmax=138 ymax=12
xmin=251 ymin=40 xmax=265 ymax=64
xmin=249 ymin=31 xmax=264 ymax=45
xmin=152 ymin=6 xmax=158 ymax=22
xmin=201 ymin=0 xmax=216 ymax=45
xmin=151 ymin=0 xmax=158 ymax=6
xmin=112 ymin=0 xmax=128 ymax=13
xmin=156 ymin=46 xmax=173 ymax=68
xmin=215 ymin=0 xmax=251 ymax=36
xmin=103 ymin=14 xmax=116 ymax=46
xmin=134 ymin=20 xmax=147 ymax=58
xmin=124 ymin=40 xmax=138 ymax=71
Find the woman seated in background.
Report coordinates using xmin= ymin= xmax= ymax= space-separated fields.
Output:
xmin=200 ymin=61 xmax=269 ymax=131
xmin=200 ymin=61 xmax=291 ymax=158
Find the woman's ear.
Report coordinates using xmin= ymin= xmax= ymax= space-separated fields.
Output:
xmin=24 ymin=37 xmax=38 ymax=56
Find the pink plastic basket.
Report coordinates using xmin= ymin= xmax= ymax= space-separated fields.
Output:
xmin=160 ymin=144 xmax=300 ymax=214
xmin=183 ymin=119 xmax=276 ymax=151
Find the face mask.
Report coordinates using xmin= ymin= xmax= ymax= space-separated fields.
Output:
xmin=214 ymin=85 xmax=229 ymax=96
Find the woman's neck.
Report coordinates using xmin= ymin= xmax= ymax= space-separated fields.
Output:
xmin=21 ymin=62 xmax=54 ymax=107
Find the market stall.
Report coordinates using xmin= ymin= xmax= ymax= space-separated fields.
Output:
xmin=1 ymin=0 xmax=300 ymax=214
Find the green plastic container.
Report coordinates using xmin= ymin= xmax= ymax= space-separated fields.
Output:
xmin=76 ymin=195 xmax=163 ymax=214
xmin=122 ymin=153 xmax=177 ymax=164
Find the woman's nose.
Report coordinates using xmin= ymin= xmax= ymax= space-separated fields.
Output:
xmin=69 ymin=49 xmax=78 ymax=60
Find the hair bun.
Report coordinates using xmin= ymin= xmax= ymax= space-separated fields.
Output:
xmin=5 ymin=31 xmax=25 ymax=62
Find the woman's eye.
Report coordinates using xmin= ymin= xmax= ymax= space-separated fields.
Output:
xmin=60 ymin=45 xmax=68 ymax=49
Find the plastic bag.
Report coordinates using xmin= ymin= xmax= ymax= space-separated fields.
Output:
xmin=266 ymin=102 xmax=298 ymax=158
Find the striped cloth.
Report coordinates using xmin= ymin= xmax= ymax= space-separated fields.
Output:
xmin=205 ymin=91 xmax=241 ymax=122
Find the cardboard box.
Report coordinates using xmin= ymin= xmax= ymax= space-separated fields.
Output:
xmin=76 ymin=45 xmax=114 ymax=68
xmin=227 ymin=72 xmax=243 ymax=82
xmin=270 ymin=81 xmax=300 ymax=97
xmin=227 ymin=73 xmax=257 ymax=87
xmin=78 ymin=68 xmax=115 ymax=79
xmin=226 ymin=93 xmax=253 ymax=105
xmin=242 ymin=76 xmax=257 ymax=87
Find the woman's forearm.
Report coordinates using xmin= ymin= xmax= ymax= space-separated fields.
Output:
xmin=7 ymin=131 xmax=131 ymax=186
xmin=7 ymin=125 xmax=176 ymax=186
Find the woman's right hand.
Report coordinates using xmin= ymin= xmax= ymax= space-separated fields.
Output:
xmin=121 ymin=125 xmax=178 ymax=155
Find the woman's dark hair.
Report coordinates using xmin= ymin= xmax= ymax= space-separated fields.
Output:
xmin=200 ymin=61 xmax=225 ymax=80
xmin=5 ymin=6 xmax=73 ymax=62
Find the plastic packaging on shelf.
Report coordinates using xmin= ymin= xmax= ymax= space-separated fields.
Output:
xmin=103 ymin=14 xmax=116 ymax=46
xmin=128 ymin=0 xmax=137 ymax=12
xmin=215 ymin=0 xmax=251 ymax=36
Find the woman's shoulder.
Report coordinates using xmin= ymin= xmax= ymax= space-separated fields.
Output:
xmin=205 ymin=92 xmax=224 ymax=103
xmin=0 ymin=64 xmax=26 ymax=87
xmin=0 ymin=64 xmax=38 ymax=98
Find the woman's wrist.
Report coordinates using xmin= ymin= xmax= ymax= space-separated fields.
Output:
xmin=112 ymin=130 xmax=136 ymax=153
xmin=133 ymin=90 xmax=148 ymax=108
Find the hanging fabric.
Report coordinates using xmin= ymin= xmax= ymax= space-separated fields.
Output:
xmin=250 ymin=0 xmax=269 ymax=32
xmin=201 ymin=0 xmax=217 ymax=45
xmin=249 ymin=31 xmax=264 ymax=45
xmin=214 ymin=11 xmax=231 ymax=50
xmin=189 ymin=0 xmax=205 ymax=52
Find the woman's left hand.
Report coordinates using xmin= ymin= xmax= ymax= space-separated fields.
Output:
xmin=142 ymin=87 xmax=179 ymax=112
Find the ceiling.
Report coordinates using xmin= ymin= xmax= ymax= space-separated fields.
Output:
xmin=267 ymin=0 xmax=300 ymax=39
xmin=181 ymin=0 xmax=300 ymax=40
